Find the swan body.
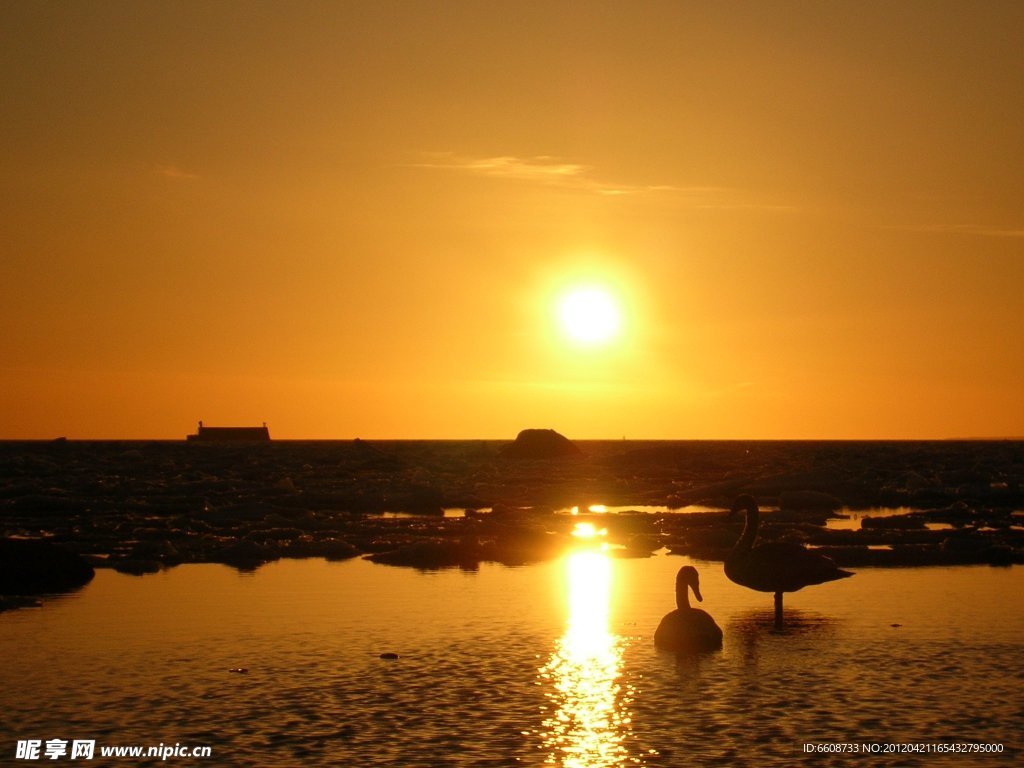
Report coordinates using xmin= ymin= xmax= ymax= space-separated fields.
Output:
xmin=725 ymin=494 xmax=852 ymax=625
xmin=654 ymin=565 xmax=723 ymax=652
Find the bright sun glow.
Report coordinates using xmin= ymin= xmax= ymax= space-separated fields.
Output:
xmin=571 ymin=522 xmax=607 ymax=539
xmin=557 ymin=287 xmax=622 ymax=346
xmin=539 ymin=550 xmax=629 ymax=767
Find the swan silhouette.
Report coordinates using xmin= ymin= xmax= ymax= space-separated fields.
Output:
xmin=654 ymin=565 xmax=723 ymax=652
xmin=725 ymin=494 xmax=852 ymax=627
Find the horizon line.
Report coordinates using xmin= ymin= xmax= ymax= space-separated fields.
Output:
xmin=2 ymin=436 xmax=1022 ymax=443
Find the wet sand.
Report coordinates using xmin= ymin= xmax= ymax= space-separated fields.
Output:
xmin=1 ymin=440 xmax=1022 ymax=589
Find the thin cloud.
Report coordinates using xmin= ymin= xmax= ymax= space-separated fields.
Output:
xmin=154 ymin=164 xmax=200 ymax=181
xmin=694 ymin=201 xmax=799 ymax=213
xmin=891 ymin=223 xmax=1024 ymax=239
xmin=413 ymin=153 xmax=588 ymax=182
xmin=411 ymin=152 xmax=792 ymax=211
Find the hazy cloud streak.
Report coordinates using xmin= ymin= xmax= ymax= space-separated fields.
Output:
xmin=411 ymin=152 xmax=787 ymax=210
xmin=892 ymin=223 xmax=1024 ymax=239
xmin=154 ymin=164 xmax=200 ymax=181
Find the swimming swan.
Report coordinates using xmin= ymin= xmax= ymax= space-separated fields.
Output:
xmin=654 ymin=565 xmax=723 ymax=652
xmin=725 ymin=494 xmax=853 ymax=626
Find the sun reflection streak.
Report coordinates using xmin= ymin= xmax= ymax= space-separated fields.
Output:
xmin=539 ymin=550 xmax=635 ymax=767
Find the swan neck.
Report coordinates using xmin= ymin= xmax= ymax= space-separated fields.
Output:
xmin=735 ymin=504 xmax=759 ymax=552
xmin=675 ymin=581 xmax=691 ymax=610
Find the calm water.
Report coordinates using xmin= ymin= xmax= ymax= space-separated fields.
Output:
xmin=2 ymin=553 xmax=1021 ymax=766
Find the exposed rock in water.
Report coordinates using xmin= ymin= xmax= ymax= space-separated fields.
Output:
xmin=0 ymin=595 xmax=43 ymax=612
xmin=779 ymin=490 xmax=842 ymax=511
xmin=0 ymin=538 xmax=95 ymax=594
xmin=220 ymin=539 xmax=279 ymax=571
xmin=366 ymin=540 xmax=483 ymax=570
xmin=499 ymin=429 xmax=581 ymax=459
xmin=113 ymin=559 xmax=163 ymax=576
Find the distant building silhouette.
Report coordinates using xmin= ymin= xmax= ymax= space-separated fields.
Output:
xmin=186 ymin=421 xmax=271 ymax=442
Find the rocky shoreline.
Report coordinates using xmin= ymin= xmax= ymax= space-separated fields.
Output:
xmin=1 ymin=439 xmax=1022 ymax=608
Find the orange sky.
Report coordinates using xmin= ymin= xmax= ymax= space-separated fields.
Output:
xmin=2 ymin=1 xmax=1023 ymax=439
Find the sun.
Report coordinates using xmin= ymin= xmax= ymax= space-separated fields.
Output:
xmin=557 ymin=286 xmax=622 ymax=346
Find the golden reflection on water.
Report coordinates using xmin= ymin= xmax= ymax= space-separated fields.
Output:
xmin=539 ymin=549 xmax=636 ymax=767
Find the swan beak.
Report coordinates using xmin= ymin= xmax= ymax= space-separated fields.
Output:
xmin=692 ymin=585 xmax=703 ymax=602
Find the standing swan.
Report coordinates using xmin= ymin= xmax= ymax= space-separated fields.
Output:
xmin=725 ymin=494 xmax=853 ymax=627
xmin=654 ymin=566 xmax=723 ymax=652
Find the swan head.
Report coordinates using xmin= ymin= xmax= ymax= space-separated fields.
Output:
xmin=676 ymin=565 xmax=703 ymax=602
xmin=728 ymin=494 xmax=759 ymax=518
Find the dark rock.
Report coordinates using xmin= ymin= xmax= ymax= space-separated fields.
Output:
xmin=499 ymin=429 xmax=581 ymax=459
xmin=982 ymin=544 xmax=1016 ymax=565
xmin=350 ymin=438 xmax=405 ymax=471
xmin=395 ymin=483 xmax=444 ymax=514
xmin=0 ymin=595 xmax=44 ymax=612
xmin=129 ymin=538 xmax=180 ymax=562
xmin=617 ymin=534 xmax=662 ymax=557
xmin=488 ymin=527 xmax=566 ymax=566
xmin=202 ymin=501 xmax=282 ymax=523
xmin=366 ymin=539 xmax=483 ymax=570
xmin=245 ymin=527 xmax=303 ymax=544
xmin=220 ymin=539 xmax=278 ymax=570
xmin=779 ymin=490 xmax=842 ymax=511
xmin=0 ymin=538 xmax=95 ymax=594
xmin=11 ymin=494 xmax=90 ymax=515
xmin=113 ymin=559 xmax=162 ymax=576
xmin=277 ymin=536 xmax=360 ymax=561
xmin=319 ymin=539 xmax=360 ymax=561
